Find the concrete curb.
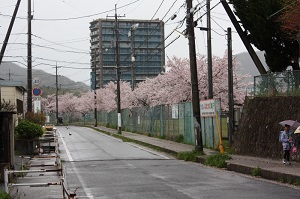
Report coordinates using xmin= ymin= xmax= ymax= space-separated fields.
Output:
xmin=197 ymin=155 xmax=300 ymax=185
xmin=226 ymin=162 xmax=300 ymax=184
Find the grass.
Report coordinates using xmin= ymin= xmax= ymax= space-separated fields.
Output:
xmin=177 ymin=150 xmax=204 ymax=162
xmin=251 ymin=166 xmax=261 ymax=176
xmin=294 ymin=180 xmax=300 ymax=186
xmin=0 ymin=191 xmax=11 ymax=199
xmin=174 ymin=134 xmax=184 ymax=143
xmin=204 ymin=153 xmax=231 ymax=168
xmin=222 ymin=140 xmax=235 ymax=154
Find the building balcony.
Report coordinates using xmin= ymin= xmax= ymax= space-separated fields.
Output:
xmin=90 ymin=31 xmax=99 ymax=36
xmin=89 ymin=24 xmax=99 ymax=30
xmin=90 ymin=38 xmax=99 ymax=43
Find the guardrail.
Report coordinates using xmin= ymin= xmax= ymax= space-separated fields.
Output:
xmin=61 ymin=166 xmax=77 ymax=199
xmin=4 ymin=168 xmax=62 ymax=193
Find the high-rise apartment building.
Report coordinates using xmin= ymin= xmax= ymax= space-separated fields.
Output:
xmin=89 ymin=18 xmax=165 ymax=89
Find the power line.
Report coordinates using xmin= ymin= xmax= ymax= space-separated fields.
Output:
xmin=211 ymin=16 xmax=226 ymax=32
xmin=0 ymin=0 xmax=141 ymax=21
xmin=3 ymin=55 xmax=90 ymax=65
xmin=1 ymin=42 xmax=90 ymax=54
xmin=121 ymin=0 xmax=182 ymax=63
xmin=151 ymin=0 xmax=165 ymax=20
xmin=32 ymin=34 xmax=89 ymax=51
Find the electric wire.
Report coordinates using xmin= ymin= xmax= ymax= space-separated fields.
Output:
xmin=151 ymin=0 xmax=165 ymax=20
xmin=0 ymin=0 xmax=141 ymax=21
xmin=32 ymin=34 xmax=89 ymax=52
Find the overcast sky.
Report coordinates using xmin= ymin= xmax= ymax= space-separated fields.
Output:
xmin=0 ymin=0 xmax=251 ymax=86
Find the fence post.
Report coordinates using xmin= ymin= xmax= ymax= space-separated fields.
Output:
xmin=4 ymin=169 xmax=9 ymax=193
xmin=160 ymin=105 xmax=164 ymax=137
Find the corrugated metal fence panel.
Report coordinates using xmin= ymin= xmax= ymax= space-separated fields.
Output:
xmin=183 ymin=102 xmax=194 ymax=144
xmin=96 ymin=102 xmax=195 ymax=145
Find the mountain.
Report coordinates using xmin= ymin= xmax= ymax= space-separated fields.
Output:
xmin=235 ymin=51 xmax=268 ymax=79
xmin=0 ymin=62 xmax=89 ymax=93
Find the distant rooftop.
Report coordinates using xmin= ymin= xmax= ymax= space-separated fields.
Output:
xmin=0 ymin=80 xmax=26 ymax=91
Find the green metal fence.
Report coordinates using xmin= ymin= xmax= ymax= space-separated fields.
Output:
xmin=254 ymin=70 xmax=300 ymax=96
xmin=98 ymin=102 xmax=195 ymax=144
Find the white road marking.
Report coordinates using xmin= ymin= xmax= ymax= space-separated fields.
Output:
xmin=58 ymin=129 xmax=94 ymax=199
xmin=58 ymin=129 xmax=73 ymax=161
xmin=89 ymin=128 xmax=170 ymax=160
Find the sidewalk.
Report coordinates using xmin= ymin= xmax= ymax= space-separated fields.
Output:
xmin=10 ymin=153 xmax=63 ymax=199
xmin=0 ymin=128 xmax=64 ymax=198
xmin=93 ymin=125 xmax=300 ymax=185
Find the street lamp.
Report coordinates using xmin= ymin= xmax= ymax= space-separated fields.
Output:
xmin=128 ymin=23 xmax=139 ymax=91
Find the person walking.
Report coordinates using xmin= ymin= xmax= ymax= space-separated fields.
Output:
xmin=281 ymin=124 xmax=293 ymax=165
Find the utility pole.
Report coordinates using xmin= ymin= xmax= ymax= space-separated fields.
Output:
xmin=227 ymin=27 xmax=234 ymax=145
xmin=94 ymin=51 xmax=98 ymax=127
xmin=0 ymin=0 xmax=21 ymax=65
xmin=114 ymin=4 xmax=122 ymax=134
xmin=220 ymin=0 xmax=266 ymax=75
xmin=27 ymin=0 xmax=33 ymax=112
xmin=56 ymin=63 xmax=59 ymax=125
xmin=207 ymin=0 xmax=213 ymax=99
xmin=186 ymin=0 xmax=203 ymax=152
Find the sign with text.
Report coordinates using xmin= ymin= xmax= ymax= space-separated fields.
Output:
xmin=34 ymin=100 xmax=41 ymax=113
xmin=33 ymin=77 xmax=41 ymax=86
xmin=200 ymin=99 xmax=219 ymax=117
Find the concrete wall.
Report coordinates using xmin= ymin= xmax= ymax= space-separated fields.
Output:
xmin=234 ymin=96 xmax=300 ymax=159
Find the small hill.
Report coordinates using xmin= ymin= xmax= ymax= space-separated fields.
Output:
xmin=0 ymin=62 xmax=89 ymax=95
xmin=235 ymin=51 xmax=268 ymax=79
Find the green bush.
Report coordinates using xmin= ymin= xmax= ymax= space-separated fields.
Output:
xmin=251 ymin=166 xmax=261 ymax=176
xmin=0 ymin=191 xmax=11 ymax=199
xmin=204 ymin=153 xmax=231 ymax=168
xmin=15 ymin=120 xmax=44 ymax=139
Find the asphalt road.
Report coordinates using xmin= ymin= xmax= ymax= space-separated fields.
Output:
xmin=58 ymin=126 xmax=300 ymax=199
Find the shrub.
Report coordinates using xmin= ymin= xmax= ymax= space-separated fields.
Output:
xmin=204 ymin=153 xmax=231 ymax=168
xmin=25 ymin=111 xmax=46 ymax=125
xmin=0 ymin=191 xmax=11 ymax=199
xmin=15 ymin=120 xmax=44 ymax=139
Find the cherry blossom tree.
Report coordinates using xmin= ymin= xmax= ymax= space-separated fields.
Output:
xmin=97 ymin=81 xmax=133 ymax=112
xmin=41 ymin=94 xmax=56 ymax=114
xmin=74 ymin=91 xmax=94 ymax=116
xmin=132 ymin=54 xmax=249 ymax=110
xmin=280 ymin=0 xmax=300 ymax=37
xmin=280 ymin=0 xmax=300 ymax=65
xmin=41 ymin=53 xmax=250 ymax=114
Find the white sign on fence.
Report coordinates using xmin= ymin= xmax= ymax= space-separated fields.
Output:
xmin=172 ymin=105 xmax=179 ymax=119
xmin=200 ymin=99 xmax=216 ymax=117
